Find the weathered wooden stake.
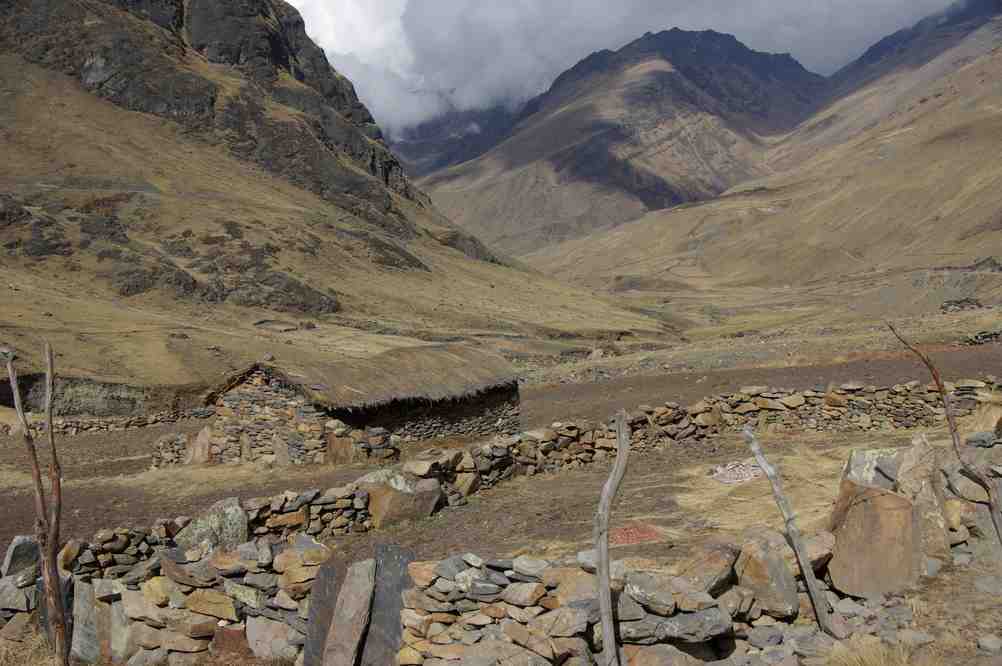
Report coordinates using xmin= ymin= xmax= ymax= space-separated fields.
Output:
xmin=2 ymin=343 xmax=70 ymax=665
xmin=743 ymin=427 xmax=847 ymax=639
xmin=888 ymin=323 xmax=1002 ymax=550
xmin=594 ymin=410 xmax=631 ymax=666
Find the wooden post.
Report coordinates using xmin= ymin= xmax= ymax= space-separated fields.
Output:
xmin=594 ymin=410 xmax=631 ymax=666
xmin=889 ymin=324 xmax=1002 ymax=550
xmin=743 ymin=427 xmax=847 ymax=639
xmin=2 ymin=343 xmax=70 ymax=665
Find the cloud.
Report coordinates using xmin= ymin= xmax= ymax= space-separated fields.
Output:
xmin=287 ymin=0 xmax=957 ymax=135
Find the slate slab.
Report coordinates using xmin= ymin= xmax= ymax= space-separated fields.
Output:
xmin=71 ymin=577 xmax=100 ymax=664
xmin=359 ymin=545 xmax=416 ymax=666
xmin=322 ymin=559 xmax=376 ymax=666
xmin=302 ymin=556 xmax=345 ymax=666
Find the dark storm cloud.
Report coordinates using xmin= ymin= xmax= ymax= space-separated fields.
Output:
xmin=288 ymin=0 xmax=957 ymax=135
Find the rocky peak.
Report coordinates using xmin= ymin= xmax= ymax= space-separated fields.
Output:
xmin=3 ymin=0 xmax=418 ymax=213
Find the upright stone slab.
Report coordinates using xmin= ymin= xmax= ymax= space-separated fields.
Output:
xmin=303 ymin=557 xmax=345 ymax=666
xmin=359 ymin=545 xmax=416 ymax=666
xmin=71 ymin=577 xmax=99 ymax=663
xmin=37 ymin=573 xmax=74 ymax=649
xmin=174 ymin=497 xmax=248 ymax=552
xmin=829 ymin=479 xmax=922 ymax=598
xmin=322 ymin=559 xmax=376 ymax=666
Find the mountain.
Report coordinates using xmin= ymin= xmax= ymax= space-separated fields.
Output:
xmin=391 ymin=104 xmax=523 ymax=178
xmin=420 ymin=29 xmax=828 ymax=255
xmin=0 ymin=0 xmax=663 ymax=386
xmin=525 ymin=8 xmax=1002 ymax=320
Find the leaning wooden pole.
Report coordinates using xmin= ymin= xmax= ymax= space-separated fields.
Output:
xmin=2 ymin=344 xmax=70 ymax=664
xmin=594 ymin=410 xmax=631 ymax=666
xmin=888 ymin=323 xmax=1002 ymax=550
xmin=743 ymin=427 xmax=846 ymax=639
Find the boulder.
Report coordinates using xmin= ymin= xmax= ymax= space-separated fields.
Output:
xmin=624 ymin=572 xmax=677 ymax=616
xmin=359 ymin=545 xmax=416 ymax=666
xmin=321 ymin=558 xmax=376 ymax=666
xmin=673 ymin=542 xmax=739 ymax=596
xmin=358 ymin=471 xmax=443 ymax=529
xmin=246 ymin=616 xmax=300 ymax=661
xmin=735 ymin=530 xmax=799 ymax=619
xmin=828 ymin=479 xmax=922 ymax=598
xmin=657 ymin=607 xmax=732 ymax=642
xmin=174 ymin=497 xmax=248 ymax=552
xmin=1 ymin=536 xmax=38 ymax=578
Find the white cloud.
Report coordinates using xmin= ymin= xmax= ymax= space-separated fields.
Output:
xmin=287 ymin=0 xmax=958 ymax=135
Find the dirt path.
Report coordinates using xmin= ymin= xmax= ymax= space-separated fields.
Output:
xmin=522 ymin=343 xmax=1002 ymax=427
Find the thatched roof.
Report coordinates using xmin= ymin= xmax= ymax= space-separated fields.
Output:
xmin=206 ymin=343 xmax=518 ymax=410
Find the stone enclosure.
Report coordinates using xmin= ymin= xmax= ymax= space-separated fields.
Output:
xmin=2 ymin=373 xmax=1001 ymax=664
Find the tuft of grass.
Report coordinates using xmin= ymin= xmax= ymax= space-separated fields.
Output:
xmin=828 ymin=636 xmax=946 ymax=666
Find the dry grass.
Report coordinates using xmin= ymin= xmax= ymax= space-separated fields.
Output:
xmin=828 ymin=637 xmax=915 ymax=666
xmin=0 ymin=635 xmax=56 ymax=666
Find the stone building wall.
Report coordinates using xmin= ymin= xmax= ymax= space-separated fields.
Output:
xmin=151 ymin=372 xmax=521 ymax=468
xmin=330 ymin=381 xmax=521 ymax=442
xmin=208 ymin=370 xmax=329 ymax=465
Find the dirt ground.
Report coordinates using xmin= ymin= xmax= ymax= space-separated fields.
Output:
xmin=522 ymin=342 xmax=1002 ymax=426
xmin=2 ymin=348 xmax=1002 ymax=663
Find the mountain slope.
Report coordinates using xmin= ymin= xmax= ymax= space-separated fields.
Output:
xmin=0 ymin=0 xmax=664 ymax=386
xmin=421 ymin=29 xmax=827 ymax=255
xmin=525 ymin=13 xmax=1002 ymax=317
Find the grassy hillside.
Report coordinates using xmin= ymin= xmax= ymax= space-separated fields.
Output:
xmin=525 ymin=18 xmax=1002 ymax=325
xmin=422 ymin=30 xmax=826 ymax=256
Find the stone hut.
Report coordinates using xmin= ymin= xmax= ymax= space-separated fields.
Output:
xmin=157 ymin=344 xmax=520 ymax=467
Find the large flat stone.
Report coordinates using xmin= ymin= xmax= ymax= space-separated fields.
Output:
xmin=174 ymin=498 xmax=248 ymax=552
xmin=735 ymin=530 xmax=799 ymax=620
xmin=71 ymin=577 xmax=100 ymax=664
xmin=358 ymin=472 xmax=443 ymax=529
xmin=322 ymin=558 xmax=376 ymax=666
xmin=829 ymin=479 xmax=922 ymax=598
xmin=359 ymin=545 xmax=416 ymax=666
xmin=303 ymin=557 xmax=345 ymax=666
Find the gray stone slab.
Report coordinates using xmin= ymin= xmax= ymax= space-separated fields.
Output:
xmin=322 ymin=559 xmax=376 ymax=666
xmin=359 ymin=545 xmax=416 ymax=666
xmin=302 ymin=556 xmax=344 ymax=666
xmin=71 ymin=577 xmax=100 ymax=664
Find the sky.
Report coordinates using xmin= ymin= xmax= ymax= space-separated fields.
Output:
xmin=287 ymin=0 xmax=958 ymax=136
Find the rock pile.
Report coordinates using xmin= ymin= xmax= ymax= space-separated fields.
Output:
xmin=965 ymin=330 xmax=1002 ymax=346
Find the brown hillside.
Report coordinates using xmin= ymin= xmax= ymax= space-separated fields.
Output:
xmin=525 ymin=16 xmax=1002 ymax=323
xmin=422 ymin=29 xmax=826 ymax=255
xmin=0 ymin=0 xmax=664 ymax=390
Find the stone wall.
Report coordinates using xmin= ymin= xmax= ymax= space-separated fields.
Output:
xmin=152 ymin=372 xmax=520 ymax=468
xmin=3 ymin=374 xmax=999 ymax=661
xmin=5 ymin=430 xmax=995 ymax=663
xmin=330 ymin=381 xmax=521 ymax=442
xmin=207 ymin=370 xmax=330 ymax=465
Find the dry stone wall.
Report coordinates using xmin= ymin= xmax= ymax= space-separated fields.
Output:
xmin=3 ymin=374 xmax=1000 ymax=662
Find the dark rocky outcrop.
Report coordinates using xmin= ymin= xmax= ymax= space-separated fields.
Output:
xmin=0 ymin=0 xmax=415 ymax=208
